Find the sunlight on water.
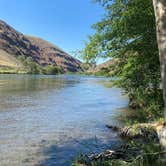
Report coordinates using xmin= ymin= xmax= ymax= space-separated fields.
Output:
xmin=0 ymin=75 xmax=128 ymax=166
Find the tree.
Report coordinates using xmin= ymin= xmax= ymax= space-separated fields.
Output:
xmin=153 ymin=0 xmax=166 ymax=147
xmin=153 ymin=0 xmax=166 ymax=118
xmin=45 ymin=65 xmax=63 ymax=75
xmin=82 ymin=0 xmax=163 ymax=114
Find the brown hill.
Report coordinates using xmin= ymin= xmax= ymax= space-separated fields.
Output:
xmin=87 ymin=59 xmax=118 ymax=74
xmin=0 ymin=20 xmax=81 ymax=72
xmin=94 ymin=60 xmax=114 ymax=72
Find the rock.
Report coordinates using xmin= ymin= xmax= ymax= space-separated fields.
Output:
xmin=77 ymin=123 xmax=165 ymax=166
xmin=119 ymin=124 xmax=159 ymax=141
xmin=79 ymin=150 xmax=126 ymax=165
xmin=106 ymin=125 xmax=120 ymax=131
xmin=157 ymin=123 xmax=166 ymax=148
xmin=106 ymin=123 xmax=159 ymax=141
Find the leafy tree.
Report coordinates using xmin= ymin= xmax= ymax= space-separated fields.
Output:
xmin=82 ymin=0 xmax=163 ymax=113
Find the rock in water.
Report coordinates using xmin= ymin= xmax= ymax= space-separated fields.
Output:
xmin=157 ymin=123 xmax=166 ymax=148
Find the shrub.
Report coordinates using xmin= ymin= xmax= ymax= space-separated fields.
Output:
xmin=44 ymin=65 xmax=63 ymax=75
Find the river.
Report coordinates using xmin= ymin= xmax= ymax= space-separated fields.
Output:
xmin=0 ymin=74 xmax=128 ymax=166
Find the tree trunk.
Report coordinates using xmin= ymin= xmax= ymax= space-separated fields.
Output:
xmin=152 ymin=0 xmax=166 ymax=115
xmin=153 ymin=0 xmax=166 ymax=147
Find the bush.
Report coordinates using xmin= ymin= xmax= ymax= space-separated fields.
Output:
xmin=44 ymin=65 xmax=63 ymax=75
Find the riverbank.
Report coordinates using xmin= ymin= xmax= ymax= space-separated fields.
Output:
xmin=72 ymin=77 xmax=166 ymax=165
xmin=74 ymin=110 xmax=166 ymax=166
xmin=0 ymin=67 xmax=28 ymax=74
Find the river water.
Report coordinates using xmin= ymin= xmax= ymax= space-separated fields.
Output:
xmin=0 ymin=75 xmax=128 ymax=166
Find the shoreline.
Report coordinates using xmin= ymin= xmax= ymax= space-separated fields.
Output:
xmin=75 ymin=121 xmax=166 ymax=166
xmin=74 ymin=105 xmax=166 ymax=166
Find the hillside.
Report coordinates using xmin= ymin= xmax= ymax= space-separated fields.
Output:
xmin=0 ymin=20 xmax=81 ymax=73
xmin=86 ymin=59 xmax=118 ymax=75
xmin=0 ymin=49 xmax=22 ymax=68
xmin=26 ymin=36 xmax=81 ymax=72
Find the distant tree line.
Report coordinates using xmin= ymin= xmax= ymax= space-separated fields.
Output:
xmin=18 ymin=55 xmax=63 ymax=75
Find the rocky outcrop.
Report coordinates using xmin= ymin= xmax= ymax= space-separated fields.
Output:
xmin=0 ymin=20 xmax=81 ymax=72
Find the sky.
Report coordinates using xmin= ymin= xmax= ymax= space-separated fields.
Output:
xmin=0 ymin=0 xmax=105 ymax=62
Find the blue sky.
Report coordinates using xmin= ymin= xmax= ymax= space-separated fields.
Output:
xmin=0 ymin=0 xmax=105 ymax=62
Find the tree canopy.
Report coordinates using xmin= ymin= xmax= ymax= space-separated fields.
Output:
xmin=82 ymin=0 xmax=164 ymax=119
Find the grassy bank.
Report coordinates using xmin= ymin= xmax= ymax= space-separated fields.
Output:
xmin=0 ymin=66 xmax=28 ymax=74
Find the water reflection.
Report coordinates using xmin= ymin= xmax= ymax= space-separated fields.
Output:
xmin=0 ymin=75 xmax=79 ymax=93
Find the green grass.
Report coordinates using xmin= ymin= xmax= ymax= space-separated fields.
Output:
xmin=0 ymin=67 xmax=28 ymax=74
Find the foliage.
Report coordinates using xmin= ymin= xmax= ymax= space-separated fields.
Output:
xmin=18 ymin=55 xmax=63 ymax=74
xmin=0 ymin=66 xmax=27 ymax=74
xmin=76 ymin=2 xmax=166 ymax=165
xmin=18 ymin=55 xmax=42 ymax=74
xmin=74 ymin=140 xmax=166 ymax=166
xmin=81 ymin=63 xmax=94 ymax=71
xmin=44 ymin=65 xmax=63 ymax=75
xmin=94 ymin=67 xmax=112 ymax=76
xmin=81 ymin=0 xmax=164 ymax=119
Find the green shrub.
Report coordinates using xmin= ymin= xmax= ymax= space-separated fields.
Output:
xmin=44 ymin=65 xmax=63 ymax=75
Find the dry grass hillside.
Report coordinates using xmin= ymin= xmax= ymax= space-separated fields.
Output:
xmin=87 ymin=59 xmax=118 ymax=75
xmin=0 ymin=49 xmax=22 ymax=68
xmin=0 ymin=20 xmax=82 ymax=73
